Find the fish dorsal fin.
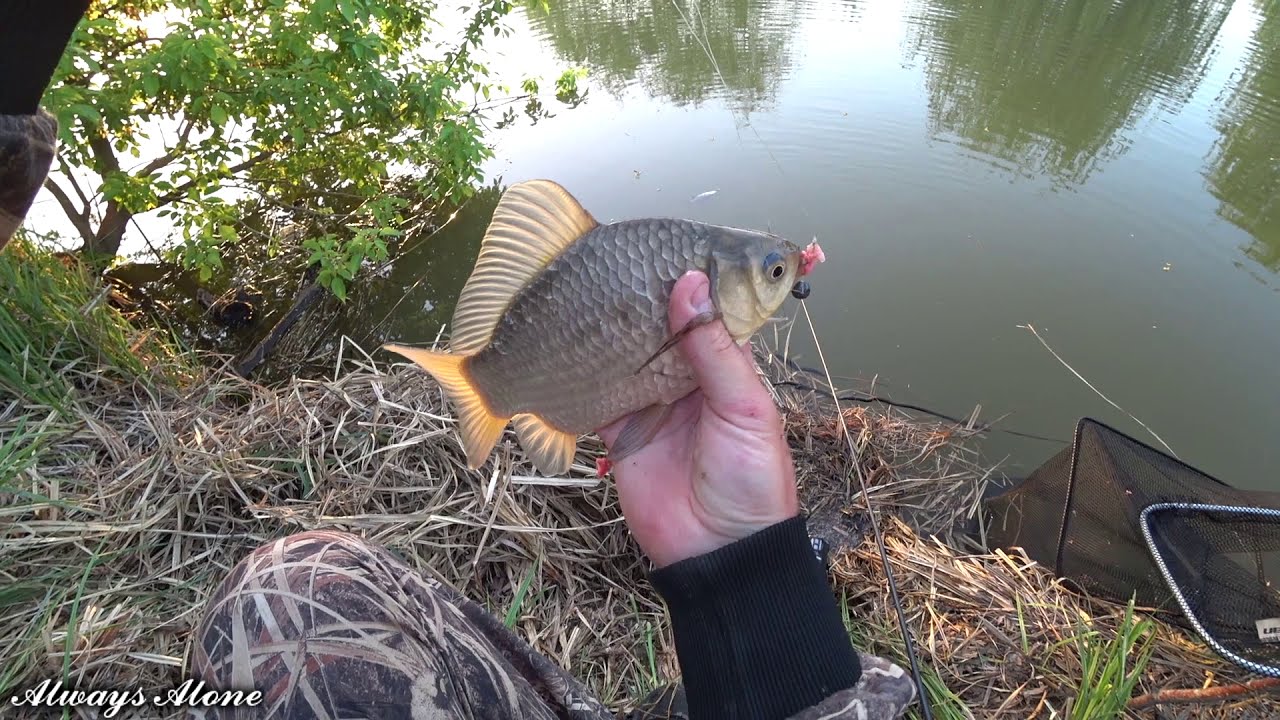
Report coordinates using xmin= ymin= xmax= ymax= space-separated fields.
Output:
xmin=449 ymin=179 xmax=599 ymax=354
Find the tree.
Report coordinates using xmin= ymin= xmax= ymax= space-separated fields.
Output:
xmin=41 ymin=0 xmax=580 ymax=296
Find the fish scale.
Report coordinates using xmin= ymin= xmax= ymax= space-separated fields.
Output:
xmin=382 ymin=179 xmax=817 ymax=475
xmin=470 ymin=218 xmax=706 ymax=432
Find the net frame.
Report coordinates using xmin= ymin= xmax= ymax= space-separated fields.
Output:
xmin=1140 ymin=502 xmax=1280 ymax=678
xmin=983 ymin=416 xmax=1280 ymax=678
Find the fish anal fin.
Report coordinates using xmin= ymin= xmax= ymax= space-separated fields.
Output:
xmin=608 ymin=403 xmax=675 ymax=464
xmin=450 ymin=180 xmax=599 ymax=354
xmin=383 ymin=343 xmax=508 ymax=470
xmin=512 ymin=414 xmax=578 ymax=476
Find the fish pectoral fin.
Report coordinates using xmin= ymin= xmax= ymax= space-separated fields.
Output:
xmin=634 ymin=309 xmax=723 ymax=375
xmin=512 ymin=414 xmax=578 ymax=476
xmin=383 ymin=343 xmax=508 ymax=470
xmin=607 ymin=403 xmax=675 ymax=464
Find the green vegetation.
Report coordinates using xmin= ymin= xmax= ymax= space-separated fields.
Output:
xmin=0 ymin=234 xmax=167 ymax=698
xmin=504 ymin=556 xmax=541 ymax=628
xmin=40 ymin=0 xmax=581 ymax=297
xmin=1066 ymin=599 xmax=1157 ymax=719
xmin=0 ymin=233 xmax=187 ymax=415
xmin=840 ymin=592 xmax=974 ymax=720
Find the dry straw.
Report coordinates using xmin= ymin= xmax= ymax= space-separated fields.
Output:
xmin=2 ymin=329 xmax=1277 ymax=718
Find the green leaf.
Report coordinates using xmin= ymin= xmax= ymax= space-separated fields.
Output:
xmin=36 ymin=0 xmax=519 ymax=266
xmin=330 ymin=275 xmax=347 ymax=301
xmin=70 ymin=104 xmax=100 ymax=124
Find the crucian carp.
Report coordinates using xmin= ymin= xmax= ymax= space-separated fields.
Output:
xmin=384 ymin=179 xmax=824 ymax=476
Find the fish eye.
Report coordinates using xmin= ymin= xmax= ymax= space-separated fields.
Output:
xmin=762 ymin=251 xmax=785 ymax=280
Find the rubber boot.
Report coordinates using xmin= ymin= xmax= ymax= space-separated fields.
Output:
xmin=627 ymin=683 xmax=689 ymax=720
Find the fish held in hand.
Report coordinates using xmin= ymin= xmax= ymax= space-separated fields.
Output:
xmin=383 ymin=179 xmax=817 ymax=476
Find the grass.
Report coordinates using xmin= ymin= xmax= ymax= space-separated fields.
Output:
xmin=841 ymin=590 xmax=974 ymax=720
xmin=0 ymin=234 xmax=181 ymax=414
xmin=831 ymin=514 xmax=1280 ymax=719
xmin=2 ymin=237 xmax=1276 ymax=718
xmin=504 ymin=555 xmax=541 ymax=628
xmin=1067 ymin=599 xmax=1157 ymax=719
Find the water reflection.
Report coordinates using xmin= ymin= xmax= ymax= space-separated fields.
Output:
xmin=1206 ymin=0 xmax=1280 ymax=273
xmin=905 ymin=0 xmax=1232 ymax=186
xmin=350 ymin=181 xmax=503 ymax=349
xmin=521 ymin=0 xmax=808 ymax=113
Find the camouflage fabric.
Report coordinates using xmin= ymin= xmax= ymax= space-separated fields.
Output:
xmin=0 ymin=109 xmax=56 ymax=249
xmin=188 ymin=529 xmax=918 ymax=719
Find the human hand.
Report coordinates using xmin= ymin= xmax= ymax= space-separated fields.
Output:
xmin=597 ymin=270 xmax=799 ymax=568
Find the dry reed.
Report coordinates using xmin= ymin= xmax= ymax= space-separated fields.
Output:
xmin=2 ymin=333 xmax=1276 ymax=719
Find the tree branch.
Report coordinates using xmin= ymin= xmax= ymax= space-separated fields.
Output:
xmin=1128 ymin=677 xmax=1280 ymax=710
xmin=43 ymin=178 xmax=97 ymax=246
xmin=57 ymin=155 xmax=92 ymax=212
xmin=137 ymin=120 xmax=195 ymax=177
xmin=149 ymin=121 xmax=358 ymax=207
xmin=154 ymin=148 xmax=275 ymax=206
xmin=88 ymin=134 xmax=122 ymax=175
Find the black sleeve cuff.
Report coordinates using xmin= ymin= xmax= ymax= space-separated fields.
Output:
xmin=649 ymin=515 xmax=861 ymax=720
xmin=0 ymin=0 xmax=92 ymax=115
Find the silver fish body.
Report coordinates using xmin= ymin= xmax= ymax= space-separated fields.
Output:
xmin=384 ymin=179 xmax=815 ymax=475
xmin=473 ymin=218 xmax=760 ymax=432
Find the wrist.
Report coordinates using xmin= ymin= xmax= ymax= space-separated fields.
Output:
xmin=649 ymin=515 xmax=861 ymax=718
xmin=674 ymin=482 xmax=797 ymax=566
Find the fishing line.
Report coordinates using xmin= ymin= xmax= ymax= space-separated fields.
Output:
xmin=668 ymin=1 xmax=934 ymax=714
xmin=670 ymin=0 xmax=815 ymax=222
xmin=799 ymin=301 xmax=935 ymax=720
xmin=770 ymin=379 xmax=1067 ymax=444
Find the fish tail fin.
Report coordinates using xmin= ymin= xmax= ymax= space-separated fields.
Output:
xmin=383 ymin=343 xmax=507 ymax=470
xmin=512 ymin=414 xmax=578 ymax=476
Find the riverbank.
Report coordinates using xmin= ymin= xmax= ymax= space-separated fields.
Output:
xmin=2 ymin=241 xmax=1276 ymax=718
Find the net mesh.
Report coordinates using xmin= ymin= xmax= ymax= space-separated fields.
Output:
xmin=982 ymin=417 xmax=1280 ymax=677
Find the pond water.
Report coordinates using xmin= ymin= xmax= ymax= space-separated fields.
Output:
xmin=354 ymin=0 xmax=1279 ymax=490
xmin=35 ymin=0 xmax=1279 ymax=490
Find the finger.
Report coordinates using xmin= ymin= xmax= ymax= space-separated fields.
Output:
xmin=668 ymin=271 xmax=774 ymax=420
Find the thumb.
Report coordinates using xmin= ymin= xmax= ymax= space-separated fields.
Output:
xmin=668 ymin=271 xmax=772 ymax=419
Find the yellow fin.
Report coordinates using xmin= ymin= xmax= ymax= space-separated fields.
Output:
xmin=512 ymin=414 xmax=578 ymax=476
xmin=383 ymin=343 xmax=508 ymax=469
xmin=450 ymin=180 xmax=599 ymax=354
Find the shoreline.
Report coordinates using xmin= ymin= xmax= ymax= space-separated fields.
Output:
xmin=1 ymin=242 xmax=1276 ymax=718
